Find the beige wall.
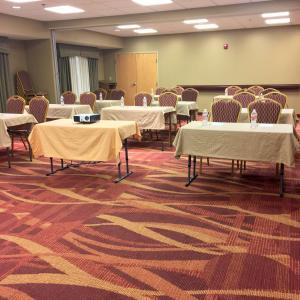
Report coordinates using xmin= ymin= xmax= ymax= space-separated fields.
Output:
xmin=25 ymin=39 xmax=56 ymax=102
xmin=104 ymin=25 xmax=300 ymax=112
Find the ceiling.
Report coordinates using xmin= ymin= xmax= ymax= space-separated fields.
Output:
xmin=1 ymin=0 xmax=300 ymax=36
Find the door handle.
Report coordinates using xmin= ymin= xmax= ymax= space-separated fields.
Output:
xmin=132 ymin=82 xmax=137 ymax=86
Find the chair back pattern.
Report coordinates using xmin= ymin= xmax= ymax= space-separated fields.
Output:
xmin=155 ymin=87 xmax=167 ymax=95
xmin=247 ymin=85 xmax=264 ymax=96
xmin=211 ymin=99 xmax=241 ymax=123
xmin=261 ymin=88 xmax=279 ymax=95
xmin=248 ymin=99 xmax=281 ymax=124
xmin=264 ymin=92 xmax=287 ymax=108
xmin=29 ymin=96 xmax=49 ymax=123
xmin=94 ymin=88 xmax=107 ymax=100
xmin=80 ymin=92 xmax=96 ymax=110
xmin=7 ymin=95 xmax=26 ymax=114
xmin=135 ymin=92 xmax=152 ymax=106
xmin=62 ymin=91 xmax=76 ymax=104
xmin=181 ymin=88 xmax=198 ymax=102
xmin=225 ymin=86 xmax=242 ymax=96
xmin=158 ymin=92 xmax=178 ymax=108
xmin=173 ymin=86 xmax=184 ymax=95
xmin=233 ymin=91 xmax=256 ymax=108
xmin=110 ymin=89 xmax=126 ymax=100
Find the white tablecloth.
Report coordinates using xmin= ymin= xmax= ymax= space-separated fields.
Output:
xmin=94 ymin=100 xmax=121 ymax=113
xmin=151 ymin=100 xmax=197 ymax=116
xmin=26 ymin=104 xmax=93 ymax=119
xmin=0 ymin=113 xmax=37 ymax=148
xmin=101 ymin=106 xmax=176 ymax=130
xmin=174 ymin=121 xmax=299 ymax=167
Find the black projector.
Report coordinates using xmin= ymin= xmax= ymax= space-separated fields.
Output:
xmin=73 ymin=114 xmax=100 ymax=123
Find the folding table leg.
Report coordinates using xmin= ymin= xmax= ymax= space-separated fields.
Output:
xmin=279 ymin=163 xmax=285 ymax=197
xmin=186 ymin=155 xmax=198 ymax=186
xmin=46 ymin=157 xmax=54 ymax=176
xmin=6 ymin=147 xmax=11 ymax=168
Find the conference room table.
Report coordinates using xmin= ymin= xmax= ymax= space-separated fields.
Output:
xmin=94 ymin=100 xmax=121 ymax=113
xmin=173 ymin=121 xmax=299 ymax=197
xmin=0 ymin=113 xmax=37 ymax=148
xmin=25 ymin=104 xmax=93 ymax=119
xmin=101 ymin=106 xmax=176 ymax=146
xmin=151 ymin=100 xmax=198 ymax=121
xmin=28 ymin=119 xmax=140 ymax=182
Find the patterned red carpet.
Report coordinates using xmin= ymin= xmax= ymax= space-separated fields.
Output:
xmin=0 ymin=132 xmax=300 ymax=300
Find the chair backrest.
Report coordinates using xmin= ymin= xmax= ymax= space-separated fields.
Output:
xmin=94 ymin=88 xmax=107 ymax=100
xmin=110 ymin=89 xmax=126 ymax=100
xmin=181 ymin=88 xmax=198 ymax=102
xmin=80 ymin=92 xmax=96 ymax=110
xmin=225 ymin=86 xmax=242 ymax=96
xmin=134 ymin=92 xmax=152 ymax=106
xmin=261 ymin=88 xmax=279 ymax=95
xmin=158 ymin=92 xmax=178 ymax=108
xmin=62 ymin=91 xmax=76 ymax=104
xmin=29 ymin=96 xmax=49 ymax=123
xmin=7 ymin=95 xmax=26 ymax=114
xmin=211 ymin=99 xmax=241 ymax=122
xmin=248 ymin=99 xmax=281 ymax=124
xmin=247 ymin=85 xmax=264 ymax=96
xmin=233 ymin=91 xmax=256 ymax=108
xmin=155 ymin=87 xmax=167 ymax=95
xmin=173 ymin=86 xmax=184 ymax=95
xmin=264 ymin=92 xmax=287 ymax=108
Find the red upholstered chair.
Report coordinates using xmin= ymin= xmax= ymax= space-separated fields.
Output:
xmin=110 ymin=89 xmax=126 ymax=100
xmin=225 ymin=86 xmax=242 ymax=95
xmin=80 ymin=92 xmax=96 ymax=110
xmin=181 ymin=88 xmax=198 ymax=102
xmin=155 ymin=87 xmax=167 ymax=95
xmin=247 ymin=85 xmax=264 ymax=96
xmin=248 ymin=99 xmax=281 ymax=124
xmin=211 ymin=99 xmax=242 ymax=122
xmin=261 ymin=88 xmax=279 ymax=95
xmin=158 ymin=92 xmax=178 ymax=107
xmin=173 ymin=86 xmax=184 ymax=95
xmin=7 ymin=95 xmax=25 ymax=114
xmin=62 ymin=91 xmax=76 ymax=104
xmin=134 ymin=92 xmax=152 ymax=106
xmin=264 ymin=92 xmax=287 ymax=108
xmin=29 ymin=96 xmax=49 ymax=123
xmin=233 ymin=91 xmax=256 ymax=108
xmin=94 ymin=88 xmax=107 ymax=100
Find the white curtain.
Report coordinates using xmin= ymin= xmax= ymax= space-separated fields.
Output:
xmin=69 ymin=56 xmax=90 ymax=98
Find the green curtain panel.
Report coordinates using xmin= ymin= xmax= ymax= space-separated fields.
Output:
xmin=88 ymin=58 xmax=99 ymax=92
xmin=58 ymin=56 xmax=72 ymax=93
xmin=0 ymin=52 xmax=12 ymax=113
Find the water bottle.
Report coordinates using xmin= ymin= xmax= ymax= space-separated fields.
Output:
xmin=60 ymin=95 xmax=64 ymax=105
xmin=202 ymin=109 xmax=209 ymax=126
xmin=142 ymin=96 xmax=147 ymax=107
xmin=120 ymin=96 xmax=125 ymax=107
xmin=99 ymin=92 xmax=103 ymax=100
xmin=250 ymin=109 xmax=257 ymax=128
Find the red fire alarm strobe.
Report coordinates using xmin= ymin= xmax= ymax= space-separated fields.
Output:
xmin=223 ymin=43 xmax=229 ymax=49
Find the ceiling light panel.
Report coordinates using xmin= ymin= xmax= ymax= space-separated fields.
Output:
xmin=183 ymin=19 xmax=208 ymax=25
xmin=44 ymin=5 xmax=84 ymax=14
xmin=134 ymin=28 xmax=158 ymax=33
xmin=6 ymin=0 xmax=40 ymax=3
xmin=194 ymin=23 xmax=219 ymax=30
xmin=132 ymin=0 xmax=173 ymax=6
xmin=117 ymin=24 xmax=141 ymax=29
xmin=265 ymin=18 xmax=291 ymax=25
xmin=261 ymin=11 xmax=290 ymax=18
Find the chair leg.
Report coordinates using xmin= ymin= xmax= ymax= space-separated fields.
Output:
xmin=276 ymin=163 xmax=279 ymax=175
xmin=237 ymin=160 xmax=239 ymax=169
xmin=11 ymin=135 xmax=14 ymax=157
xmin=26 ymin=136 xmax=32 ymax=161
xmin=231 ymin=160 xmax=234 ymax=174
xmin=207 ymin=158 xmax=210 ymax=166
xmin=244 ymin=161 xmax=246 ymax=170
xmin=199 ymin=157 xmax=203 ymax=174
xmin=6 ymin=147 xmax=11 ymax=168
xmin=20 ymin=136 xmax=28 ymax=150
xmin=240 ymin=160 xmax=243 ymax=174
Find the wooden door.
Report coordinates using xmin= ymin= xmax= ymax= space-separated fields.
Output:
xmin=136 ymin=53 xmax=157 ymax=95
xmin=115 ymin=53 xmax=137 ymax=105
xmin=115 ymin=53 xmax=157 ymax=105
